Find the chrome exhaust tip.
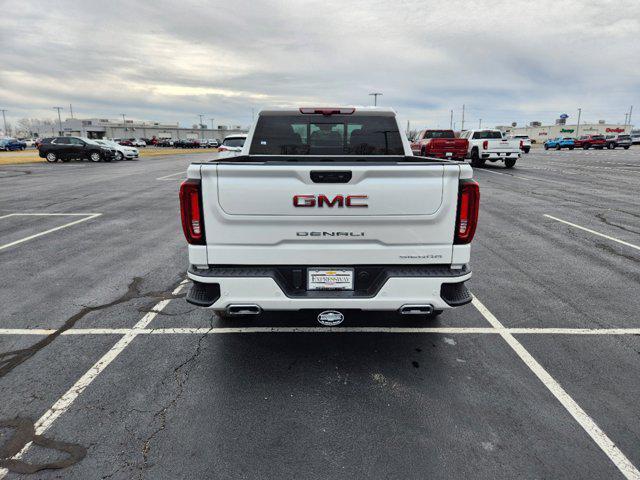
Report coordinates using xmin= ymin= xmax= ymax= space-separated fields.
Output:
xmin=399 ymin=304 xmax=434 ymax=315
xmin=226 ymin=304 xmax=262 ymax=315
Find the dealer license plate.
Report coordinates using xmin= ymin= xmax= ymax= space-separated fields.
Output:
xmin=307 ymin=268 xmax=354 ymax=290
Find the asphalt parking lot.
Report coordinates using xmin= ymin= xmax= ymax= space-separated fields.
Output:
xmin=0 ymin=148 xmax=639 ymax=479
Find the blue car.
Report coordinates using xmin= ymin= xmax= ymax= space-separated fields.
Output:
xmin=544 ymin=137 xmax=575 ymax=150
xmin=0 ymin=138 xmax=26 ymax=151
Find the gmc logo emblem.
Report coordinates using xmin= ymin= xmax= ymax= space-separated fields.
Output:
xmin=293 ymin=194 xmax=368 ymax=208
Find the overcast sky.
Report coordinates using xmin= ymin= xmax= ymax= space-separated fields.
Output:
xmin=1 ymin=0 xmax=638 ymax=130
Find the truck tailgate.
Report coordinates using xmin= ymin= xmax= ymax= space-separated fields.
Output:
xmin=200 ymin=162 xmax=462 ymax=265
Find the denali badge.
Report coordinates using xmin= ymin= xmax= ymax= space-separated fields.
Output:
xmin=317 ymin=310 xmax=344 ymax=326
xmin=297 ymin=232 xmax=364 ymax=237
xmin=293 ymin=194 xmax=368 ymax=208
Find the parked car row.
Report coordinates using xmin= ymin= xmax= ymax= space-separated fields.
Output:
xmin=0 ymin=138 xmax=27 ymax=151
xmin=543 ymin=134 xmax=632 ymax=150
xmin=37 ymin=136 xmax=137 ymax=163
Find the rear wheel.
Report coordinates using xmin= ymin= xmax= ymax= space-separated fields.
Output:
xmin=45 ymin=152 xmax=57 ymax=163
xmin=115 ymin=152 xmax=123 ymax=161
xmin=544 ymin=144 xmax=549 ymax=150
xmin=583 ymin=145 xmax=590 ymax=149
xmin=470 ymin=149 xmax=485 ymax=167
xmin=555 ymin=144 xmax=561 ymax=150
xmin=569 ymin=146 xmax=574 ymax=150
xmin=607 ymin=143 xmax=614 ymax=149
xmin=624 ymin=146 xmax=630 ymax=149
xmin=504 ymin=158 xmax=516 ymax=168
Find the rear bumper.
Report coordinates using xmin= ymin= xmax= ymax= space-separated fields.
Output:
xmin=186 ymin=264 xmax=472 ymax=311
xmin=481 ymin=151 xmax=520 ymax=160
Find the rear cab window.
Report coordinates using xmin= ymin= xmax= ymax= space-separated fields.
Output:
xmin=249 ymin=113 xmax=404 ymax=156
xmin=423 ymin=130 xmax=455 ymax=139
xmin=472 ymin=131 xmax=503 ymax=139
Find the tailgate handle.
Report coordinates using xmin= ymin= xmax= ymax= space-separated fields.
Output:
xmin=310 ymin=171 xmax=352 ymax=183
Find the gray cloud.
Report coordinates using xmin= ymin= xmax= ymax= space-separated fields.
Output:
xmin=1 ymin=0 xmax=639 ymax=129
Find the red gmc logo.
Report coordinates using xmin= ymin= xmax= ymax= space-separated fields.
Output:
xmin=293 ymin=194 xmax=368 ymax=208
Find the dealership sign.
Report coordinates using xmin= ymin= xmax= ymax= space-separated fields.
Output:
xmin=560 ymin=128 xmax=574 ymax=133
xmin=606 ymin=127 xmax=625 ymax=133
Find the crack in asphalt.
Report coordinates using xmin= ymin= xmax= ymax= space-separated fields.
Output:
xmin=138 ymin=317 xmax=213 ymax=478
xmin=0 ymin=277 xmax=186 ymax=378
xmin=595 ymin=212 xmax=640 ymax=236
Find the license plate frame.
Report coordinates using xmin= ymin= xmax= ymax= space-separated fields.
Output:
xmin=307 ymin=268 xmax=354 ymax=291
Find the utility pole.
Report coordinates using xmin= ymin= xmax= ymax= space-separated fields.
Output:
xmin=628 ymin=105 xmax=633 ymax=127
xmin=121 ymin=113 xmax=127 ymax=136
xmin=369 ymin=92 xmax=383 ymax=106
xmin=69 ymin=104 xmax=74 ymax=119
xmin=450 ymin=110 xmax=453 ymax=129
xmin=461 ymin=104 xmax=465 ymax=131
xmin=0 ymin=109 xmax=7 ymax=135
xmin=210 ymin=118 xmax=215 ymax=130
xmin=576 ymin=108 xmax=581 ymax=138
xmin=53 ymin=107 xmax=63 ymax=135
xmin=479 ymin=118 xmax=482 ymax=129
xmin=198 ymin=114 xmax=205 ymax=139
xmin=624 ymin=113 xmax=629 ymax=125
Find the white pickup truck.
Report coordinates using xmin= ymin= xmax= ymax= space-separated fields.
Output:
xmin=180 ymin=107 xmax=479 ymax=324
xmin=460 ymin=129 xmax=521 ymax=168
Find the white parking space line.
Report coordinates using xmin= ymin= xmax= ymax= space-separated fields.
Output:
xmin=476 ymin=168 xmax=567 ymax=185
xmin=544 ymin=214 xmax=640 ymax=252
xmin=472 ymin=295 xmax=640 ymax=480
xmin=2 ymin=327 xmax=640 ymax=335
xmin=0 ymin=280 xmax=188 ymax=479
xmin=0 ymin=213 xmax=102 ymax=252
xmin=156 ymin=171 xmax=186 ymax=180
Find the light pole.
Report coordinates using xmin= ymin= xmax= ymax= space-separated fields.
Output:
xmin=198 ymin=114 xmax=205 ymax=139
xmin=369 ymin=92 xmax=383 ymax=106
xmin=576 ymin=108 xmax=581 ymax=138
xmin=479 ymin=118 xmax=482 ymax=129
xmin=53 ymin=107 xmax=64 ymax=135
xmin=0 ymin=109 xmax=7 ymax=135
xmin=121 ymin=114 xmax=127 ymax=137
xmin=450 ymin=110 xmax=453 ymax=129
xmin=628 ymin=105 xmax=633 ymax=127
xmin=210 ymin=118 xmax=215 ymax=130
xmin=461 ymin=104 xmax=465 ymax=131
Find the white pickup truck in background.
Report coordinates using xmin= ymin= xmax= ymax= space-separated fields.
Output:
xmin=180 ymin=107 xmax=479 ymax=323
xmin=460 ymin=129 xmax=521 ymax=168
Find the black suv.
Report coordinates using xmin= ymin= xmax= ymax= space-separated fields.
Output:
xmin=38 ymin=136 xmax=116 ymax=163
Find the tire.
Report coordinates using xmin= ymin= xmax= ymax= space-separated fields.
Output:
xmin=544 ymin=144 xmax=549 ymax=150
xmin=45 ymin=152 xmax=57 ymax=163
xmin=624 ymin=146 xmax=630 ymax=150
xmin=607 ymin=143 xmax=614 ymax=149
xmin=523 ymin=147 xmax=530 ymax=153
xmin=115 ymin=152 xmax=123 ymax=161
xmin=504 ymin=158 xmax=516 ymax=168
xmin=583 ymin=145 xmax=589 ymax=150
xmin=89 ymin=151 xmax=102 ymax=162
xmin=470 ymin=148 xmax=485 ymax=167
xmin=421 ymin=147 xmax=426 ymax=157
xmin=569 ymin=146 xmax=574 ymax=150
xmin=555 ymin=144 xmax=561 ymax=150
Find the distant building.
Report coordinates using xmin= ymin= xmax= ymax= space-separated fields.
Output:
xmin=45 ymin=118 xmax=247 ymax=142
xmin=496 ymin=123 xmax=633 ymax=143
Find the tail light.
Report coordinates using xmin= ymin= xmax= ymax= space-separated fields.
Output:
xmin=179 ymin=179 xmax=205 ymax=244
xmin=519 ymin=140 xmax=524 ymax=149
xmin=455 ymin=179 xmax=480 ymax=244
xmin=482 ymin=140 xmax=488 ymax=150
xmin=299 ymin=107 xmax=355 ymax=115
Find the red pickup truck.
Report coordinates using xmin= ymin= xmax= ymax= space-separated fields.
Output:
xmin=411 ymin=129 xmax=468 ymax=160
xmin=575 ymin=135 xmax=606 ymax=150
